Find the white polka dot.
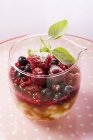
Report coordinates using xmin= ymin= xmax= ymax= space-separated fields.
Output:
xmin=66 ymin=115 xmax=71 ymax=119
xmin=9 ymin=105 xmax=12 ymax=109
xmin=76 ymin=107 xmax=80 ymax=110
xmin=46 ymin=127 xmax=50 ymax=131
xmin=34 ymin=128 xmax=39 ymax=132
xmin=35 ymin=138 xmax=41 ymax=140
xmin=82 ymin=90 xmax=86 ymax=94
xmin=77 ymin=114 xmax=82 ymax=119
xmin=85 ymin=69 xmax=88 ymax=72
xmin=23 ymin=130 xmax=27 ymax=134
xmin=24 ymin=138 xmax=29 ymax=140
xmin=57 ymin=126 xmax=62 ymax=130
xmin=90 ymin=56 xmax=93 ymax=59
xmin=84 ymin=97 xmax=88 ymax=101
xmin=11 ymin=131 xmax=16 ymax=135
xmin=10 ymin=114 xmax=14 ymax=117
xmin=86 ymin=106 xmax=91 ymax=109
xmin=88 ymin=75 xmax=92 ymax=79
xmin=68 ymin=125 xmax=73 ymax=128
xmin=48 ymin=136 xmax=52 ymax=140
xmin=0 ymin=116 xmax=2 ymax=119
xmin=10 ymin=122 xmax=14 ymax=126
xmin=82 ymin=132 xmax=87 ymax=136
xmin=91 ymin=122 xmax=93 ymax=126
xmin=70 ymin=133 xmax=75 ymax=137
xmin=0 ymin=124 xmax=2 ymax=127
xmin=21 ymin=121 xmax=26 ymax=124
xmin=90 ymin=82 xmax=93 ymax=86
xmin=80 ymin=123 xmax=84 ymax=127
xmin=59 ymin=134 xmax=63 ymax=138
xmin=88 ymin=114 xmax=93 ymax=117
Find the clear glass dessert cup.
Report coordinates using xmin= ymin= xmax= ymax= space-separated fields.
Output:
xmin=8 ymin=34 xmax=86 ymax=120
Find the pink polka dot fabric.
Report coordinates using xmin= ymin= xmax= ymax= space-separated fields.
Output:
xmin=0 ymin=35 xmax=93 ymax=140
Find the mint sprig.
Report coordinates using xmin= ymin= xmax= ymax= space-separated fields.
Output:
xmin=48 ymin=20 xmax=68 ymax=39
xmin=52 ymin=47 xmax=76 ymax=65
xmin=28 ymin=19 xmax=76 ymax=65
xmin=40 ymin=37 xmax=51 ymax=53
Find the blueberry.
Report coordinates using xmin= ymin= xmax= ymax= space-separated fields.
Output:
xmin=18 ymin=56 xmax=28 ymax=66
xmin=25 ymin=64 xmax=31 ymax=72
xmin=53 ymin=92 xmax=62 ymax=100
xmin=60 ymin=82 xmax=67 ymax=89
xmin=41 ymin=88 xmax=50 ymax=94
xmin=17 ymin=72 xmax=24 ymax=78
xmin=65 ymin=85 xmax=73 ymax=92
xmin=51 ymin=59 xmax=58 ymax=65
xmin=41 ymin=88 xmax=52 ymax=101
xmin=14 ymin=69 xmax=18 ymax=76
xmin=62 ymin=85 xmax=73 ymax=96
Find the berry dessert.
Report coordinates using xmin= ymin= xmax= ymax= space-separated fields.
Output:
xmin=9 ymin=20 xmax=81 ymax=120
xmin=9 ymin=51 xmax=80 ymax=120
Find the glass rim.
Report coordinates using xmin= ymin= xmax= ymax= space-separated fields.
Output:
xmin=9 ymin=34 xmax=79 ymax=78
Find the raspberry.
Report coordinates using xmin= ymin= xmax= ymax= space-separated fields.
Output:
xmin=25 ymin=85 xmax=42 ymax=94
xmin=27 ymin=53 xmax=52 ymax=70
xmin=58 ymin=62 xmax=68 ymax=70
xmin=32 ymin=92 xmax=42 ymax=101
xmin=14 ymin=78 xmax=21 ymax=86
xmin=31 ymin=68 xmax=46 ymax=86
xmin=27 ymin=55 xmax=40 ymax=70
xmin=16 ymin=92 xmax=33 ymax=105
xmin=32 ymin=67 xmax=44 ymax=75
xmin=52 ymin=84 xmax=61 ymax=92
xmin=20 ymin=79 xmax=32 ymax=88
xmin=49 ymin=65 xmax=63 ymax=75
xmin=15 ymin=62 xmax=20 ymax=68
xmin=70 ymin=65 xmax=80 ymax=74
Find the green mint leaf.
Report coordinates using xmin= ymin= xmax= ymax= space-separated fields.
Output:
xmin=40 ymin=37 xmax=51 ymax=53
xmin=52 ymin=47 xmax=76 ymax=65
xmin=48 ymin=20 xmax=68 ymax=39
xmin=28 ymin=49 xmax=32 ymax=56
xmin=28 ymin=49 xmax=38 ymax=56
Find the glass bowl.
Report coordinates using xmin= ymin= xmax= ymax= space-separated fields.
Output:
xmin=8 ymin=34 xmax=81 ymax=120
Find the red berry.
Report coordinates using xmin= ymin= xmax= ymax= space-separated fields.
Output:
xmin=52 ymin=84 xmax=61 ymax=92
xmin=25 ymin=85 xmax=42 ymax=94
xmin=32 ymin=67 xmax=44 ymax=75
xmin=15 ymin=62 xmax=20 ymax=68
xmin=32 ymin=92 xmax=42 ymax=101
xmin=27 ymin=53 xmax=52 ymax=70
xmin=58 ymin=62 xmax=68 ymax=70
xmin=20 ymin=79 xmax=31 ymax=88
xmin=49 ymin=65 xmax=63 ymax=75
xmin=31 ymin=68 xmax=46 ymax=86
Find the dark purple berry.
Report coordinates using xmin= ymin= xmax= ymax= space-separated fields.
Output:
xmin=25 ymin=64 xmax=31 ymax=72
xmin=18 ymin=56 xmax=28 ymax=66
xmin=17 ymin=72 xmax=24 ymax=78
xmin=53 ymin=92 xmax=62 ymax=101
xmin=14 ymin=69 xmax=18 ymax=76
xmin=62 ymin=85 xmax=73 ymax=96
xmin=51 ymin=59 xmax=58 ymax=65
xmin=41 ymin=88 xmax=50 ymax=94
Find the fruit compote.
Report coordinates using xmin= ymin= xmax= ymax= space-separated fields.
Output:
xmin=9 ymin=52 xmax=80 ymax=120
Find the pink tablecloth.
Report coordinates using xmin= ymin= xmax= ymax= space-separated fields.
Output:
xmin=0 ymin=35 xmax=93 ymax=140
